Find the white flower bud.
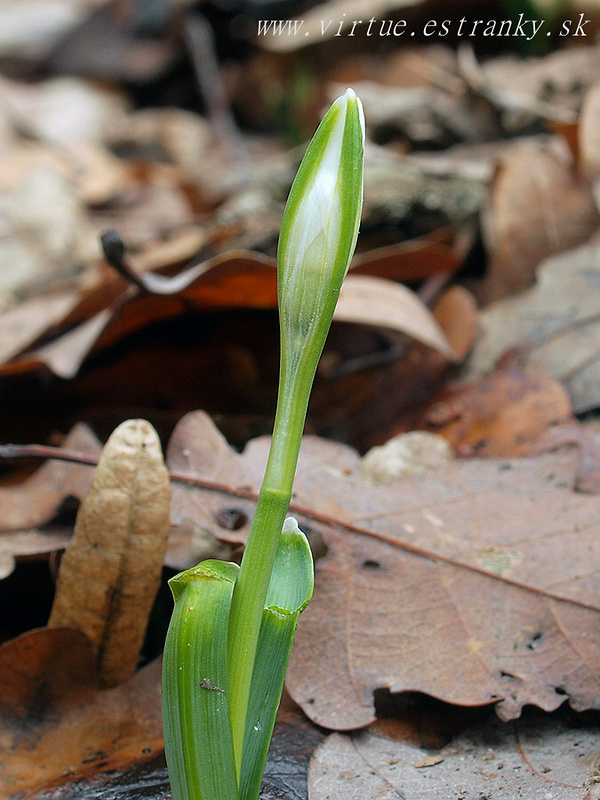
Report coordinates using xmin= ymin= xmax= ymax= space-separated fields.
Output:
xmin=277 ymin=89 xmax=365 ymax=371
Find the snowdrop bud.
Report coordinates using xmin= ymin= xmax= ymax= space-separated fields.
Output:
xmin=277 ymin=89 xmax=365 ymax=370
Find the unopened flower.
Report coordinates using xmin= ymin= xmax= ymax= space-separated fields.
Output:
xmin=277 ymin=88 xmax=365 ymax=374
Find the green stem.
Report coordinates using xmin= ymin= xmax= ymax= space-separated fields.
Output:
xmin=227 ymin=351 xmax=315 ymax=776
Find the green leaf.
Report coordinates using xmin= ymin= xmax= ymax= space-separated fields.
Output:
xmin=162 ymin=560 xmax=240 ymax=800
xmin=239 ymin=519 xmax=314 ymax=800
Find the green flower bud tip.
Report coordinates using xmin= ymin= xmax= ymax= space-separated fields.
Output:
xmin=277 ymin=88 xmax=365 ymax=366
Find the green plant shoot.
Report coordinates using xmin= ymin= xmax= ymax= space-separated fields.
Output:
xmin=162 ymin=88 xmax=365 ymax=800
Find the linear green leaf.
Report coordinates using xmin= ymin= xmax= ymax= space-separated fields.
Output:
xmin=162 ymin=560 xmax=239 ymax=800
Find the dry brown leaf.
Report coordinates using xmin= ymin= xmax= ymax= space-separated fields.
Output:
xmin=3 ymin=411 xmax=598 ymax=728
xmin=128 ymin=227 xmax=208 ymax=273
xmin=429 ymin=285 xmax=477 ymax=362
xmin=48 ymin=419 xmax=171 ymax=688
xmin=0 ymin=251 xmax=277 ymax=379
xmin=0 ymin=75 xmax=129 ymax=145
xmin=309 ymin=713 xmax=600 ymax=800
xmin=337 ymin=276 xmax=456 ymax=361
xmin=33 ymin=304 xmax=123 ymax=380
xmin=48 ymin=3 xmax=183 ymax=82
xmin=464 ymin=242 xmax=600 ymax=415
xmin=0 ymin=162 xmax=99 ymax=301
xmin=166 ymin=412 xmax=600 ymax=728
xmin=0 ymin=627 xmax=163 ymax=799
xmin=94 ymin=179 xmax=196 ymax=248
xmin=530 ymin=423 xmax=600 ymax=494
xmin=415 ymin=356 xmax=600 ymax=493
xmin=480 ymin=44 xmax=600 ymax=118
xmin=459 ymin=45 xmax=579 ymax=129
xmin=351 ymin=233 xmax=461 ymax=283
xmin=0 ymin=529 xmax=73 ymax=583
xmin=67 ymin=140 xmax=133 ymax=206
xmin=418 ymin=357 xmax=573 ymax=457
xmin=482 ymin=140 xmax=600 ymax=300
xmin=0 ymin=423 xmax=101 ymax=535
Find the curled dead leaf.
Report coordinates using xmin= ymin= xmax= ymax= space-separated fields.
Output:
xmin=336 ymin=275 xmax=456 ymax=361
xmin=350 ymin=233 xmax=462 ymax=283
xmin=48 ymin=419 xmax=171 ymax=688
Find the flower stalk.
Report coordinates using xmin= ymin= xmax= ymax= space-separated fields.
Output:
xmin=227 ymin=86 xmax=364 ymax=777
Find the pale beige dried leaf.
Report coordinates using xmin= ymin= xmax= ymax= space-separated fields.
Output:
xmin=115 ymin=108 xmax=212 ymax=172
xmin=0 ymin=164 xmax=99 ymax=301
xmin=129 ymin=226 xmax=208 ymax=273
xmin=482 ymin=141 xmax=600 ymax=299
xmin=33 ymin=306 xmax=116 ymax=379
xmin=0 ymin=2 xmax=104 ymax=59
xmin=0 ymin=75 xmax=129 ymax=145
xmin=481 ymin=45 xmax=600 ymax=113
xmin=0 ymin=290 xmax=78 ymax=365
xmin=335 ymin=275 xmax=456 ymax=360
xmin=309 ymin=715 xmax=599 ymax=800
xmin=67 ymin=140 xmax=132 ymax=205
xmin=0 ymin=529 xmax=72 ymax=581
xmin=48 ymin=419 xmax=171 ymax=688
xmin=464 ymin=242 xmax=600 ymax=414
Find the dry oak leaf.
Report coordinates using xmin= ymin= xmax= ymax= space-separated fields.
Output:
xmin=0 ymin=627 xmax=163 ymax=799
xmin=48 ymin=419 xmax=171 ymax=688
xmin=167 ymin=412 xmax=600 ymax=729
xmin=0 ymin=289 xmax=79 ymax=369
xmin=336 ymin=276 xmax=455 ymax=361
xmin=309 ymin=713 xmax=600 ymax=800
